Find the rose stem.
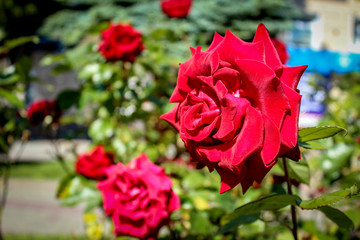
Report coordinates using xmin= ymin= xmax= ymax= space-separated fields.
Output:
xmin=282 ymin=157 xmax=298 ymax=240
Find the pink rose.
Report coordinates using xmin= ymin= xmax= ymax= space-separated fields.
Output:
xmin=160 ymin=0 xmax=192 ymax=18
xmin=75 ymin=145 xmax=114 ymax=181
xmin=97 ymin=153 xmax=180 ymax=239
xmin=27 ymin=99 xmax=62 ymax=126
xmin=271 ymin=38 xmax=289 ymax=64
xmin=161 ymin=24 xmax=307 ymax=193
xmin=98 ymin=23 xmax=144 ymax=63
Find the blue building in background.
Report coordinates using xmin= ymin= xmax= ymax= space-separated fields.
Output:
xmin=286 ymin=47 xmax=360 ymax=126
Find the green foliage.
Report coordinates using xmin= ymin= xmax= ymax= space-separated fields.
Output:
xmin=3 ymin=234 xmax=88 ymax=240
xmin=57 ymin=174 xmax=102 ymax=212
xmin=0 ymin=36 xmax=39 ymax=54
xmin=0 ymin=38 xmax=39 ymax=153
xmin=7 ymin=161 xmax=72 ymax=179
xmin=219 ymin=194 xmax=301 ymax=233
xmin=219 ymin=184 xmax=359 ymax=235
xmin=278 ymin=157 xmax=311 ymax=185
xmin=299 ymin=184 xmax=359 ymax=210
xmin=317 ymin=206 xmax=354 ymax=230
xmin=56 ymin=89 xmax=81 ymax=110
xmin=298 ymin=126 xmax=347 ymax=143
xmin=39 ymin=0 xmax=302 ymax=47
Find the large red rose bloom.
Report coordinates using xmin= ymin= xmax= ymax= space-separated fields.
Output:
xmin=161 ymin=24 xmax=307 ymax=194
xmin=97 ymin=153 xmax=180 ymax=239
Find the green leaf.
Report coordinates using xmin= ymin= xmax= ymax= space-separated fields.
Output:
xmin=41 ymin=54 xmax=66 ymax=66
xmin=0 ymin=136 xmax=9 ymax=153
xmin=220 ymin=195 xmax=300 ymax=233
xmin=0 ymin=74 xmax=19 ymax=86
xmin=51 ymin=64 xmax=72 ymax=75
xmin=56 ymin=89 xmax=80 ymax=110
xmin=88 ymin=118 xmax=115 ymax=142
xmin=217 ymin=213 xmax=260 ymax=234
xmin=57 ymin=174 xmax=100 ymax=207
xmin=298 ymin=141 xmax=326 ymax=150
xmin=0 ymin=36 xmax=39 ymax=53
xmin=190 ymin=211 xmax=212 ymax=235
xmin=15 ymin=56 xmax=32 ymax=81
xmin=298 ymin=126 xmax=347 ymax=142
xmin=0 ymin=88 xmax=24 ymax=108
xmin=182 ymin=171 xmax=207 ymax=190
xmin=287 ymin=158 xmax=310 ymax=185
xmin=56 ymin=174 xmax=76 ymax=199
xmin=299 ymin=184 xmax=359 ymax=209
xmin=318 ymin=206 xmax=354 ymax=230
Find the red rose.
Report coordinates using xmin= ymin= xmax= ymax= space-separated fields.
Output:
xmin=75 ymin=145 xmax=114 ymax=181
xmin=98 ymin=23 xmax=144 ymax=63
xmin=27 ymin=99 xmax=62 ymax=126
xmin=161 ymin=24 xmax=307 ymax=194
xmin=161 ymin=0 xmax=192 ymax=18
xmin=97 ymin=153 xmax=180 ymax=239
xmin=271 ymin=38 xmax=289 ymax=64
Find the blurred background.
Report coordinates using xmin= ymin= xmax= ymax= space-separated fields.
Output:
xmin=0 ymin=0 xmax=359 ymax=239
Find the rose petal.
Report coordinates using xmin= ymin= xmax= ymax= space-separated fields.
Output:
xmin=181 ymin=115 xmax=220 ymax=141
xmin=261 ymin=115 xmax=281 ymax=167
xmin=280 ymin=65 xmax=308 ymax=90
xmin=213 ymin=67 xmax=241 ymax=93
xmin=169 ymin=85 xmax=187 ymax=103
xmin=168 ymin=191 xmax=181 ymax=212
xmin=241 ymin=152 xmax=271 ymax=193
xmin=198 ymin=106 xmax=264 ymax=193
xmin=217 ymin=165 xmax=247 ymax=194
xmin=160 ymin=103 xmax=181 ymax=131
xmin=214 ymin=30 xmax=265 ymax=66
xmin=206 ymin=32 xmax=224 ymax=52
xmin=278 ymin=83 xmax=302 ymax=160
xmin=213 ymin=95 xmax=250 ymax=141
xmin=253 ymin=23 xmax=283 ymax=76
xmin=236 ymin=59 xmax=290 ymax=128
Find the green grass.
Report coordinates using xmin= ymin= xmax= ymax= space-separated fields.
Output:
xmin=5 ymin=161 xmax=74 ymax=179
xmin=4 ymin=234 xmax=87 ymax=240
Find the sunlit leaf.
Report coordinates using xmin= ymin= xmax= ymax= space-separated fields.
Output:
xmin=318 ymin=206 xmax=354 ymax=230
xmin=220 ymin=195 xmax=300 ymax=233
xmin=298 ymin=126 xmax=347 ymax=143
xmin=217 ymin=213 xmax=260 ymax=234
xmin=51 ymin=64 xmax=73 ymax=75
xmin=299 ymin=184 xmax=359 ymax=209
xmin=88 ymin=118 xmax=115 ymax=142
xmin=0 ymin=36 xmax=39 ymax=53
xmin=56 ymin=174 xmax=76 ymax=199
xmin=287 ymin=158 xmax=310 ymax=185
xmin=0 ymin=75 xmax=19 ymax=86
xmin=0 ymin=88 xmax=24 ymax=108
xmin=57 ymin=89 xmax=80 ymax=110
xmin=190 ymin=210 xmax=212 ymax=235
xmin=298 ymin=141 xmax=326 ymax=150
